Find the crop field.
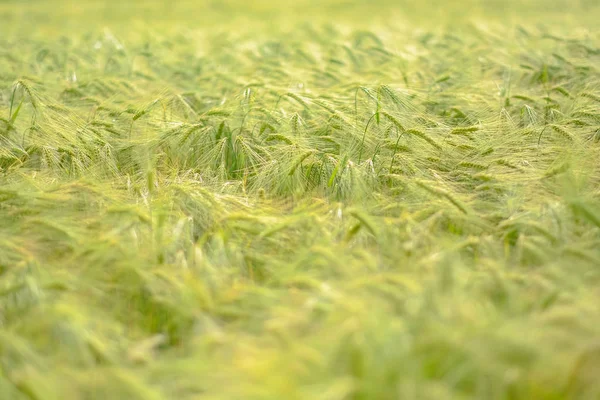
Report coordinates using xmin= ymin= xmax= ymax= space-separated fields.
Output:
xmin=1 ymin=0 xmax=600 ymax=399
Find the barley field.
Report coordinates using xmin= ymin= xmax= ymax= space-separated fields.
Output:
xmin=1 ymin=0 xmax=600 ymax=399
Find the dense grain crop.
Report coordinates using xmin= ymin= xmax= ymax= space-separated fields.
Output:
xmin=1 ymin=0 xmax=600 ymax=398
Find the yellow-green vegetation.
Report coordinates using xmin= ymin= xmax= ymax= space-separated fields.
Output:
xmin=1 ymin=0 xmax=600 ymax=399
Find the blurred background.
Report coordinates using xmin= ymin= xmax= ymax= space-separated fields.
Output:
xmin=2 ymin=0 xmax=599 ymax=37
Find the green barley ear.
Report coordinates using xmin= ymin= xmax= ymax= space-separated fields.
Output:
xmin=450 ymin=126 xmax=479 ymax=135
xmin=435 ymin=74 xmax=451 ymax=85
xmin=205 ymin=109 xmax=231 ymax=117
xmin=283 ymin=92 xmax=310 ymax=108
xmin=354 ymin=85 xmax=377 ymax=129
xmin=379 ymin=85 xmax=402 ymax=107
xmin=266 ymin=134 xmax=294 ymax=145
xmin=344 ymin=222 xmax=362 ymax=241
xmin=381 ymin=111 xmax=405 ymax=132
xmin=259 ymin=122 xmax=277 ymax=135
xmin=512 ymin=95 xmax=536 ymax=103
xmin=495 ymin=158 xmax=523 ymax=171
xmin=347 ymin=208 xmax=379 ymax=238
xmin=13 ymin=79 xmax=40 ymax=111
xmin=457 ymin=161 xmax=488 ymax=171
xmin=406 ymin=129 xmax=442 ymax=150
xmin=580 ymin=92 xmax=600 ymax=102
xmin=132 ymin=98 xmax=160 ymax=121
xmin=549 ymin=124 xmax=574 ymax=141
xmin=551 ymin=86 xmax=572 ymax=98
xmin=353 ymin=31 xmax=384 ymax=49
xmin=290 ymin=113 xmax=302 ymax=134
xmin=415 ymin=179 xmax=470 ymax=214
xmin=570 ymin=201 xmax=600 ymax=228
xmin=343 ymin=45 xmax=361 ymax=68
xmin=288 ymin=150 xmax=315 ymax=176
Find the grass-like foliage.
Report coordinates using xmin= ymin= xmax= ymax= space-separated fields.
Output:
xmin=1 ymin=0 xmax=600 ymax=399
